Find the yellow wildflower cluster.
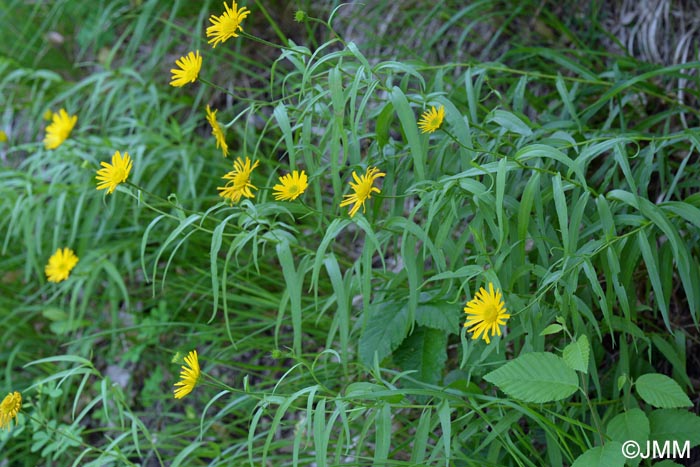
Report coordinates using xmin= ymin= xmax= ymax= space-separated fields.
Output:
xmin=34 ymin=3 xmax=502 ymax=426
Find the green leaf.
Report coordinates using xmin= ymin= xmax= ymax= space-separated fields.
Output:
xmin=609 ymin=189 xmax=699 ymax=325
xmin=488 ymin=109 xmax=533 ymax=136
xmin=273 ymin=103 xmax=296 ymax=166
xmin=635 ymin=374 xmax=692 ymax=408
xmin=209 ymin=213 xmax=237 ymax=322
xmin=344 ymin=382 xmax=403 ymax=404
xmin=555 ymin=73 xmax=582 ymax=130
xmin=606 ymin=408 xmax=649 ymax=467
xmin=539 ymin=324 xmax=563 ymax=336
xmin=359 ymin=301 xmax=408 ymax=365
xmin=276 ymin=241 xmax=304 ymax=355
xmin=650 ymin=334 xmax=692 ymax=391
xmin=414 ymin=301 xmax=460 ymax=334
xmin=375 ymin=102 xmax=394 ymax=149
xmin=637 ymin=231 xmax=670 ymax=329
xmin=563 ymin=335 xmax=590 ymax=373
xmin=373 ymin=403 xmax=391 ymax=464
xmin=390 ymin=86 xmax=424 ymax=180
xmin=648 ymin=409 xmax=700 ymax=447
xmin=552 ymin=173 xmax=569 ymax=253
xmin=484 ymin=352 xmax=579 ymax=403
xmin=570 ymin=442 xmax=625 ymax=467
xmin=393 ymin=326 xmax=447 ymax=385
xmin=42 ymin=307 xmax=67 ymax=321
xmin=515 ymin=144 xmax=587 ymax=187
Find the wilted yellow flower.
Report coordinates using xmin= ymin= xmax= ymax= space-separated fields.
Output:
xmin=43 ymin=109 xmax=54 ymax=121
xmin=96 ymin=151 xmax=132 ymax=194
xmin=339 ymin=167 xmax=385 ymax=217
xmin=0 ymin=130 xmax=7 ymax=143
xmin=0 ymin=392 xmax=22 ymax=430
xmin=463 ymin=282 xmax=510 ymax=344
xmin=273 ymin=170 xmax=308 ymax=201
xmin=206 ymin=105 xmax=229 ymax=157
xmin=417 ymin=105 xmax=445 ymax=134
xmin=44 ymin=109 xmax=77 ymax=149
xmin=207 ymin=1 xmax=251 ymax=48
xmin=170 ymin=51 xmax=202 ymax=87
xmin=174 ymin=350 xmax=200 ymax=399
xmin=218 ymin=156 xmax=259 ymax=204
xmin=45 ymin=248 xmax=79 ymax=283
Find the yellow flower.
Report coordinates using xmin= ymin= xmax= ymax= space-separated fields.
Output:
xmin=45 ymin=248 xmax=79 ymax=283
xmin=170 ymin=50 xmax=202 ymax=87
xmin=206 ymin=105 xmax=229 ymax=157
xmin=44 ymin=108 xmax=77 ymax=149
xmin=0 ymin=130 xmax=7 ymax=143
xmin=96 ymin=151 xmax=133 ymax=194
xmin=273 ymin=170 xmax=308 ymax=201
xmin=43 ymin=109 xmax=54 ymax=121
xmin=174 ymin=350 xmax=200 ymax=399
xmin=339 ymin=167 xmax=385 ymax=217
xmin=207 ymin=1 xmax=251 ymax=48
xmin=218 ymin=156 xmax=259 ymax=204
xmin=0 ymin=392 xmax=22 ymax=430
xmin=417 ymin=105 xmax=445 ymax=134
xmin=463 ymin=282 xmax=510 ymax=344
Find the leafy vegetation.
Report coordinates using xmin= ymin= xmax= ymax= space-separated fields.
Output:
xmin=1 ymin=1 xmax=699 ymax=466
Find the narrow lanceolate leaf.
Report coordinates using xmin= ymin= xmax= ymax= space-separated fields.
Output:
xmin=563 ymin=335 xmax=590 ymax=373
xmin=635 ymin=373 xmax=692 ymax=408
xmin=484 ymin=352 xmax=579 ymax=403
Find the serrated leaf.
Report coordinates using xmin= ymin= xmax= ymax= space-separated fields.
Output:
xmin=484 ymin=352 xmax=579 ymax=403
xmin=571 ymin=442 xmax=625 ymax=467
xmin=607 ymin=408 xmax=649 ymax=467
xmin=648 ymin=409 xmax=700 ymax=447
xmin=635 ymin=373 xmax=692 ymax=408
xmin=393 ymin=326 xmax=447 ymax=385
xmin=359 ymin=301 xmax=408 ymax=365
xmin=563 ymin=335 xmax=590 ymax=373
xmin=653 ymin=461 xmax=685 ymax=467
xmin=415 ymin=301 xmax=460 ymax=334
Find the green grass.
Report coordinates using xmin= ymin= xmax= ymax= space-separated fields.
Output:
xmin=1 ymin=0 xmax=700 ymax=466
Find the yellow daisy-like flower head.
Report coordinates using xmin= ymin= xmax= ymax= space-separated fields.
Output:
xmin=273 ymin=170 xmax=308 ymax=201
xmin=96 ymin=150 xmax=133 ymax=194
xmin=339 ymin=166 xmax=385 ymax=218
xmin=207 ymin=1 xmax=251 ymax=48
xmin=0 ymin=391 xmax=22 ymax=430
xmin=44 ymin=108 xmax=77 ymax=149
xmin=417 ymin=105 xmax=445 ymax=134
xmin=218 ymin=156 xmax=259 ymax=204
xmin=174 ymin=350 xmax=200 ymax=399
xmin=170 ymin=50 xmax=202 ymax=87
xmin=206 ymin=105 xmax=229 ymax=157
xmin=463 ymin=282 xmax=510 ymax=344
xmin=45 ymin=248 xmax=79 ymax=283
